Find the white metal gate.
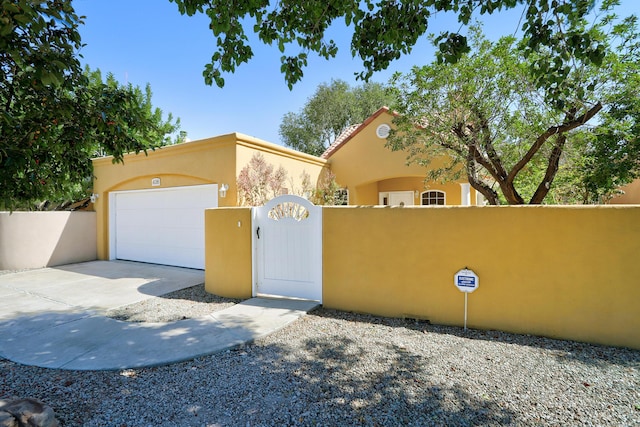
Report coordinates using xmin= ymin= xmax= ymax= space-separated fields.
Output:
xmin=253 ymin=195 xmax=322 ymax=302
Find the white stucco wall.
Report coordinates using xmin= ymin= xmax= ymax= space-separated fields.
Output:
xmin=0 ymin=212 xmax=97 ymax=270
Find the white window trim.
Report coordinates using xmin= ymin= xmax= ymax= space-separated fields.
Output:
xmin=421 ymin=190 xmax=446 ymax=206
xmin=460 ymin=183 xmax=471 ymax=206
xmin=335 ymin=188 xmax=349 ymax=205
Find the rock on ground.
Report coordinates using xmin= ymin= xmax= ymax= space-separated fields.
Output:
xmin=0 ymin=398 xmax=59 ymax=427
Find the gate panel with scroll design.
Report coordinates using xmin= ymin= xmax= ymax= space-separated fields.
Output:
xmin=253 ymin=195 xmax=322 ymax=302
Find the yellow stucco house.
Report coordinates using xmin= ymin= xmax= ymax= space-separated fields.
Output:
xmin=92 ymin=133 xmax=327 ymax=269
xmin=91 ymin=107 xmax=479 ymax=269
xmin=608 ymin=179 xmax=640 ymax=204
xmin=89 ymin=107 xmax=640 ymax=350
xmin=321 ymin=107 xmax=480 ymax=206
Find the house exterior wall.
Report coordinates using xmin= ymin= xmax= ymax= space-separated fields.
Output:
xmin=92 ymin=134 xmax=238 ymax=260
xmin=235 ymin=137 xmax=328 ymax=202
xmin=327 ymin=111 xmax=476 ymax=205
xmin=0 ymin=212 xmax=96 ymax=269
xmin=376 ymin=178 xmax=464 ymax=206
xmin=92 ymin=133 xmax=328 ymax=261
xmin=353 ymin=182 xmax=378 ymax=204
xmin=322 ymin=205 xmax=640 ymax=350
xmin=204 ymin=208 xmax=253 ymax=298
xmin=608 ymin=179 xmax=640 ymax=204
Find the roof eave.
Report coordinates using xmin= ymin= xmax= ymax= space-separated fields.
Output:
xmin=321 ymin=106 xmax=395 ymax=159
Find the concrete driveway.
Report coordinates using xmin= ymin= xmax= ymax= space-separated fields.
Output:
xmin=0 ymin=261 xmax=317 ymax=370
xmin=0 ymin=260 xmax=205 ymax=318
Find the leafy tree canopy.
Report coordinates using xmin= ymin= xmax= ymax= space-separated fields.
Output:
xmin=279 ymin=79 xmax=394 ymax=156
xmin=388 ymin=6 xmax=639 ymax=205
xmin=170 ymin=0 xmax=608 ymax=99
xmin=0 ymin=0 xmax=180 ymax=210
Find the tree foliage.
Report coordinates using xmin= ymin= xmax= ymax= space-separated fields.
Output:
xmin=310 ymin=169 xmax=347 ymax=206
xmin=0 ymin=0 xmax=180 ymax=209
xmin=1 ymin=0 xmax=82 ymax=89
xmin=237 ymin=153 xmax=346 ymax=205
xmin=279 ymin=79 xmax=394 ymax=156
xmin=87 ymin=69 xmax=182 ymax=156
xmin=388 ymin=10 xmax=639 ymax=205
xmin=237 ymin=153 xmax=289 ymax=206
xmin=169 ymin=0 xmax=607 ymax=97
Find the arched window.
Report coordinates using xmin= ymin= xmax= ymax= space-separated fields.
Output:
xmin=421 ymin=190 xmax=446 ymax=206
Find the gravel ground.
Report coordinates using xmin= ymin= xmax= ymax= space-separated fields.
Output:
xmin=105 ymin=284 xmax=241 ymax=322
xmin=1 ymin=284 xmax=639 ymax=426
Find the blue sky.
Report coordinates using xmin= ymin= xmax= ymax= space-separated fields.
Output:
xmin=73 ymin=0 xmax=639 ymax=146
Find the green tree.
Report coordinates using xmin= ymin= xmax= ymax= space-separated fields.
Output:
xmin=1 ymin=0 xmax=82 ymax=89
xmin=87 ymin=69 xmax=182 ymax=155
xmin=388 ymin=13 xmax=639 ymax=205
xmin=169 ymin=0 xmax=608 ymax=98
xmin=1 ymin=66 xmax=181 ymax=210
xmin=279 ymin=79 xmax=394 ymax=156
xmin=0 ymin=1 xmax=180 ymax=209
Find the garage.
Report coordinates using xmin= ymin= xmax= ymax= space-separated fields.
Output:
xmin=109 ymin=185 xmax=218 ymax=269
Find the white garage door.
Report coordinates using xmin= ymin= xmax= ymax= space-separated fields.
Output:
xmin=110 ymin=185 xmax=218 ymax=269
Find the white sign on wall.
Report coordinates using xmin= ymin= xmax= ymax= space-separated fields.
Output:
xmin=454 ymin=268 xmax=479 ymax=293
xmin=454 ymin=267 xmax=479 ymax=331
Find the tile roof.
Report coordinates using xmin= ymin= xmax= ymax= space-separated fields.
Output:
xmin=320 ymin=106 xmax=392 ymax=159
xmin=321 ymin=123 xmax=360 ymax=159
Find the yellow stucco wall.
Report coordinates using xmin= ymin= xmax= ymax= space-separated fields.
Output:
xmin=92 ymin=134 xmax=238 ymax=260
xmin=327 ymin=111 xmax=475 ymax=205
xmin=235 ymin=137 xmax=328 ymax=202
xmin=609 ymin=179 xmax=640 ymax=204
xmin=204 ymin=208 xmax=253 ymax=298
xmin=322 ymin=205 xmax=640 ymax=349
xmin=329 ymin=112 xmax=428 ymax=185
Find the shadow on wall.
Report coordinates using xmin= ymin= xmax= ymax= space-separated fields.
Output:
xmin=0 ymin=211 xmax=97 ymax=270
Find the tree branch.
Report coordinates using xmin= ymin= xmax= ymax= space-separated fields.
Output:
xmin=3 ymin=63 xmax=17 ymax=113
xmin=470 ymin=106 xmax=509 ymax=180
xmin=529 ymin=133 xmax=567 ymax=204
xmin=507 ymin=102 xmax=602 ymax=183
xmin=451 ymin=119 xmax=515 ymax=204
xmin=465 ymin=147 xmax=500 ymax=205
xmin=450 ymin=123 xmax=501 ymax=181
